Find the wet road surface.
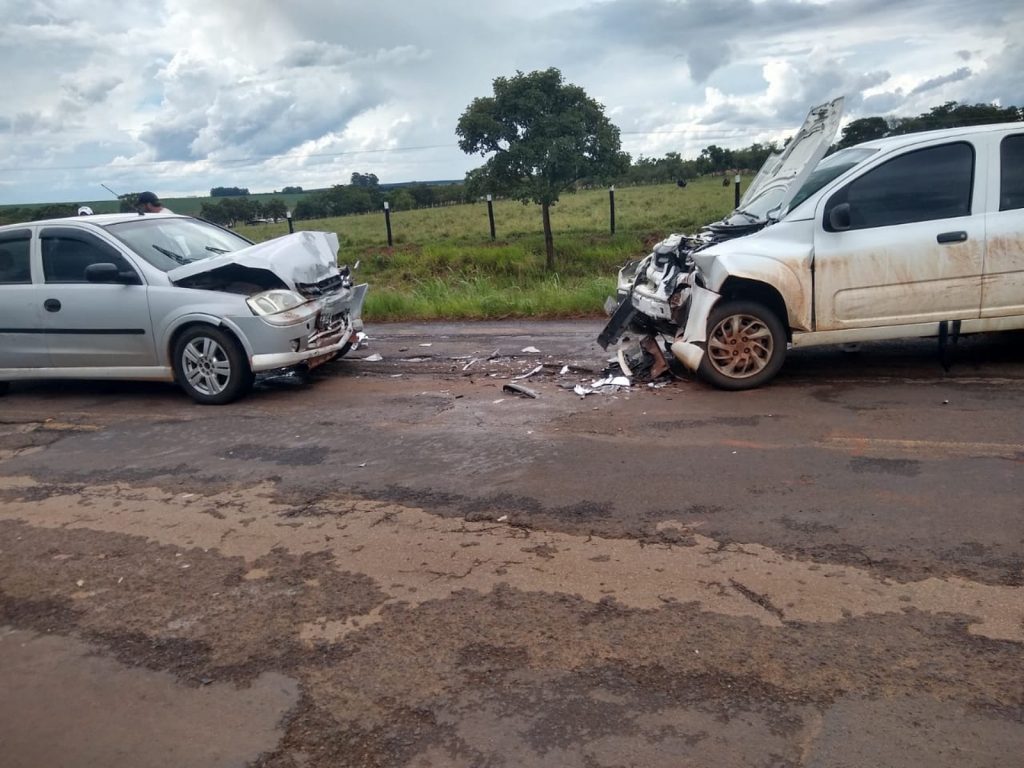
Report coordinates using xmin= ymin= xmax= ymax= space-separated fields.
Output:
xmin=1 ymin=321 xmax=1022 ymax=767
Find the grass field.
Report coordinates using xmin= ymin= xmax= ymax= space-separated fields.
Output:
xmin=234 ymin=177 xmax=737 ymax=321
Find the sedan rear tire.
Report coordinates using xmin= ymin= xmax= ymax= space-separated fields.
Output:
xmin=697 ymin=300 xmax=786 ymax=390
xmin=172 ymin=326 xmax=253 ymax=405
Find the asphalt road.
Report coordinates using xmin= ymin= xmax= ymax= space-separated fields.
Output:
xmin=1 ymin=320 xmax=1022 ymax=767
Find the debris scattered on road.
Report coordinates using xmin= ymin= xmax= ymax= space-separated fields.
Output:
xmin=513 ymin=364 xmax=543 ymax=381
xmin=559 ymin=365 xmax=570 ymax=375
xmin=503 ymin=382 xmax=539 ymax=399
xmin=364 ymin=353 xmax=383 ymax=362
xmin=497 ymin=515 xmax=509 ymax=522
xmin=75 ymin=579 xmax=84 ymax=587
xmin=574 ymin=375 xmax=632 ymax=398
xmin=492 ymin=398 xmax=505 ymax=404
xmin=462 ymin=358 xmax=479 ymax=371
xmin=520 ymin=346 xmax=541 ymax=354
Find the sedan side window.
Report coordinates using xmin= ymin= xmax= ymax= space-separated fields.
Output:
xmin=825 ymin=142 xmax=974 ymax=231
xmin=1000 ymin=134 xmax=1024 ymax=211
xmin=0 ymin=230 xmax=32 ymax=284
xmin=41 ymin=228 xmax=137 ymax=283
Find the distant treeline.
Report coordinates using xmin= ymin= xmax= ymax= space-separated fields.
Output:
xmin=2 ymin=101 xmax=1020 ymax=226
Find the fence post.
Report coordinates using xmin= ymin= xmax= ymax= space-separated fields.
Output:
xmin=609 ymin=185 xmax=616 ymax=234
xmin=486 ymin=194 xmax=496 ymax=240
xmin=383 ymin=201 xmax=393 ymax=247
xmin=285 ymin=209 xmax=294 ymax=234
xmin=734 ymin=174 xmax=741 ymax=208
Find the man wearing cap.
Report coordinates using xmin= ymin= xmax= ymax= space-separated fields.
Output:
xmin=138 ymin=191 xmax=172 ymax=214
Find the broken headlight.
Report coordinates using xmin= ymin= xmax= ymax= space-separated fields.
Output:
xmin=246 ymin=289 xmax=313 ymax=325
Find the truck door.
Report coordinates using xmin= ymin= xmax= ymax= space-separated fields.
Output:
xmin=813 ymin=141 xmax=984 ymax=330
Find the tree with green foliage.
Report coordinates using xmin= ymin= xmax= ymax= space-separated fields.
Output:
xmin=264 ymin=198 xmax=288 ymax=221
xmin=836 ymin=116 xmax=890 ymax=149
xmin=211 ymin=186 xmax=250 ymax=197
xmin=457 ymin=67 xmax=629 ymax=269
xmin=350 ymin=172 xmax=379 ymax=189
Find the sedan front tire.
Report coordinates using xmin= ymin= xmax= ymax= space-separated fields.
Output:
xmin=172 ymin=325 xmax=253 ymax=405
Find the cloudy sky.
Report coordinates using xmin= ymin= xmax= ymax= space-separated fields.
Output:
xmin=1 ymin=0 xmax=1021 ymax=204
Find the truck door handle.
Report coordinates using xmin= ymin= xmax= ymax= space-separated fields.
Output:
xmin=43 ymin=299 xmax=61 ymax=313
xmin=937 ymin=231 xmax=968 ymax=244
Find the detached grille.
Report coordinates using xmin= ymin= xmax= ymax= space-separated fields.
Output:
xmin=296 ymin=273 xmax=345 ymax=298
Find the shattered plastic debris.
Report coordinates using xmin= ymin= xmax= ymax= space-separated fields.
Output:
xmin=520 ymin=346 xmax=541 ymax=353
xmin=574 ymin=375 xmax=632 ymax=397
xmin=502 ymin=382 xmax=539 ymax=399
xmin=617 ymin=348 xmax=633 ymax=377
xmin=559 ymin=365 xmax=570 ymax=375
xmin=462 ymin=358 xmax=479 ymax=371
xmin=497 ymin=515 xmax=509 ymax=522
xmin=419 ymin=343 xmax=433 ymax=347
xmin=363 ymin=353 xmax=383 ymax=362
xmin=513 ymin=364 xmax=543 ymax=381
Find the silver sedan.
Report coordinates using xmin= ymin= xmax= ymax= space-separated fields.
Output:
xmin=0 ymin=213 xmax=366 ymax=404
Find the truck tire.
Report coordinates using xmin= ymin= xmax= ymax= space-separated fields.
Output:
xmin=697 ymin=299 xmax=786 ymax=390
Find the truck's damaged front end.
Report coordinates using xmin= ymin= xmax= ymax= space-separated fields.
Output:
xmin=597 ymin=221 xmax=755 ymax=374
xmin=598 ymin=97 xmax=845 ymax=383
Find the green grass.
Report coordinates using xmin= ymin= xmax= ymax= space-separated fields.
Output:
xmin=232 ymin=178 xmax=736 ymax=321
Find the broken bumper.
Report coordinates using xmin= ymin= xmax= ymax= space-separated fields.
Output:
xmin=240 ymin=282 xmax=368 ymax=373
xmin=596 ymin=274 xmax=722 ymax=373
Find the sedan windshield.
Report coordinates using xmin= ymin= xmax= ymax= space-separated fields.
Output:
xmin=103 ymin=217 xmax=252 ymax=272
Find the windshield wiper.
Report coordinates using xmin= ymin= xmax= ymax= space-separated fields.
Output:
xmin=205 ymin=246 xmax=231 ymax=254
xmin=734 ymin=209 xmax=761 ymax=222
xmin=152 ymin=244 xmax=189 ymax=265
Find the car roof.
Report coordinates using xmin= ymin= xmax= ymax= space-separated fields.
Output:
xmin=0 ymin=212 xmax=188 ymax=233
xmin=852 ymin=121 xmax=1024 ymax=152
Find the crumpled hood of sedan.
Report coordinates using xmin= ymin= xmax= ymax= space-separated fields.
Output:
xmin=167 ymin=231 xmax=341 ymax=290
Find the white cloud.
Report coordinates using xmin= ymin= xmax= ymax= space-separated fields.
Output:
xmin=0 ymin=0 xmax=1021 ymax=203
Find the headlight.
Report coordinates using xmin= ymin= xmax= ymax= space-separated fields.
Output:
xmin=247 ymin=290 xmax=316 ymax=326
xmin=246 ymin=290 xmax=307 ymax=316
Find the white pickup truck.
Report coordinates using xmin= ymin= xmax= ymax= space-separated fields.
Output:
xmin=600 ymin=98 xmax=1024 ymax=389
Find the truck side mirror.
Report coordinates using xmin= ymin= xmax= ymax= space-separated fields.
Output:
xmin=828 ymin=202 xmax=852 ymax=231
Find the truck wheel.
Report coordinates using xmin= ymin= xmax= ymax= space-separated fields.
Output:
xmin=697 ymin=300 xmax=786 ymax=390
xmin=173 ymin=326 xmax=253 ymax=405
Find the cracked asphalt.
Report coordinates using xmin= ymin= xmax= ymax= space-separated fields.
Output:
xmin=1 ymin=320 xmax=1022 ymax=767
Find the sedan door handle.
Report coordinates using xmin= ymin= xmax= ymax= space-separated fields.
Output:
xmin=43 ymin=298 xmax=62 ymax=313
xmin=937 ymin=231 xmax=968 ymax=244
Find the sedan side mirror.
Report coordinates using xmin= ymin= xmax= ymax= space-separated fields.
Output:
xmin=828 ymin=202 xmax=852 ymax=231
xmin=85 ymin=263 xmax=140 ymax=284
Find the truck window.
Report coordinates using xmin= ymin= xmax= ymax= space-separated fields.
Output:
xmin=825 ymin=142 xmax=974 ymax=231
xmin=1000 ymin=134 xmax=1024 ymax=211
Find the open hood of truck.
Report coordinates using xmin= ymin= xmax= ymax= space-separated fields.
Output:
xmin=736 ymin=97 xmax=845 ymax=220
xmin=167 ymin=230 xmax=341 ymax=290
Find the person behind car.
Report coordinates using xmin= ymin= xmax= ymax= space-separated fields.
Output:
xmin=77 ymin=206 xmax=93 ymax=216
xmin=137 ymin=191 xmax=172 ymax=214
